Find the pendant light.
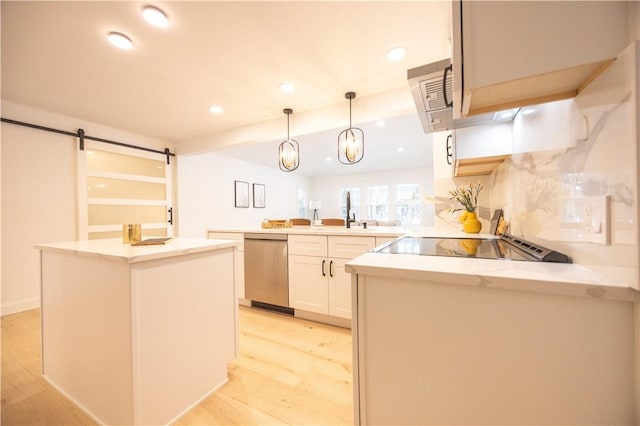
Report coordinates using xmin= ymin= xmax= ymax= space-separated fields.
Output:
xmin=337 ymin=91 xmax=364 ymax=165
xmin=278 ymin=108 xmax=299 ymax=172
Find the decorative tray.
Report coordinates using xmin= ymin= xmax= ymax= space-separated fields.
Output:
xmin=261 ymin=219 xmax=292 ymax=229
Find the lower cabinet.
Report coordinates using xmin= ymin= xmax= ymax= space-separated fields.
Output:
xmin=288 ymin=235 xmax=375 ymax=320
xmin=288 ymin=255 xmax=352 ymax=319
xmin=288 ymin=255 xmax=330 ymax=314
xmin=327 ymin=258 xmax=351 ymax=318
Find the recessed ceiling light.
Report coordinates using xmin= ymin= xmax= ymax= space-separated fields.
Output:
xmin=279 ymin=82 xmax=295 ymax=93
xmin=396 ymin=147 xmax=405 ymax=152
xmin=143 ymin=6 xmax=169 ymax=27
xmin=209 ymin=105 xmax=223 ymax=114
xmin=325 ymin=157 xmax=331 ymax=162
xmin=495 ymin=108 xmax=519 ymax=120
xmin=386 ymin=47 xmax=406 ymax=62
xmin=376 ymin=120 xmax=385 ymax=127
xmin=107 ymin=32 xmax=133 ymax=50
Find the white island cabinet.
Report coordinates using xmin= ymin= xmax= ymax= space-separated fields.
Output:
xmin=36 ymin=237 xmax=239 ymax=426
xmin=347 ymin=253 xmax=639 ymax=425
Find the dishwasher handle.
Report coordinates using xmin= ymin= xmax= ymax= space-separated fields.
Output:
xmin=244 ymin=233 xmax=288 ymax=241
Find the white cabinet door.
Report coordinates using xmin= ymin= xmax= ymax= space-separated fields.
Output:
xmin=328 ymin=236 xmax=376 ymax=259
xmin=288 ymin=234 xmax=327 ymax=257
xmin=288 ymin=255 xmax=328 ymax=314
xmin=328 ymin=258 xmax=351 ymax=319
xmin=452 ymin=0 xmax=628 ymax=117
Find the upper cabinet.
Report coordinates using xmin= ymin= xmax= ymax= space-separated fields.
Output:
xmin=454 ymin=123 xmax=512 ymax=177
xmin=451 ymin=0 xmax=630 ymax=119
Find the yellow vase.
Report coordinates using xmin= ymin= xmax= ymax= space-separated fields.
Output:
xmin=458 ymin=211 xmax=468 ymax=224
xmin=462 ymin=212 xmax=482 ymax=234
xmin=460 ymin=238 xmax=481 ymax=255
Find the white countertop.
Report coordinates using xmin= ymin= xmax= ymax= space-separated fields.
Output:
xmin=346 ymin=252 xmax=639 ymax=302
xmin=207 ymin=225 xmax=495 ymax=239
xmin=208 ymin=225 xmax=638 ymax=301
xmin=35 ymin=237 xmax=238 ymax=264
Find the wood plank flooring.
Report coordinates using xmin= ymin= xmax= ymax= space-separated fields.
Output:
xmin=1 ymin=306 xmax=354 ymax=425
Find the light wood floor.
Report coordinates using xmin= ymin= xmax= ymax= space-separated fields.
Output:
xmin=2 ymin=306 xmax=354 ymax=425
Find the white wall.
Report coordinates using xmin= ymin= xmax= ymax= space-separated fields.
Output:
xmin=1 ymin=101 xmax=172 ymax=315
xmin=177 ymin=152 xmax=311 ymax=237
xmin=309 ymin=167 xmax=434 ymax=226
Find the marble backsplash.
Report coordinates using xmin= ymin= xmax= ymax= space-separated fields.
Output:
xmin=491 ymin=42 xmax=638 ymax=285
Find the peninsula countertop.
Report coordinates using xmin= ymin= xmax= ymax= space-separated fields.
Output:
xmin=346 ymin=251 xmax=639 ymax=302
xmin=35 ymin=237 xmax=239 ymax=264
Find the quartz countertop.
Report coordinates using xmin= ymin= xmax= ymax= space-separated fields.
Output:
xmin=346 ymin=251 xmax=639 ymax=302
xmin=208 ymin=225 xmax=638 ymax=301
xmin=207 ymin=225 xmax=497 ymax=239
xmin=36 ymin=237 xmax=238 ymax=264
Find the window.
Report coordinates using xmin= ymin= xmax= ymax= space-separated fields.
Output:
xmin=78 ymin=142 xmax=173 ymax=240
xmin=366 ymin=186 xmax=389 ymax=220
xmin=339 ymin=187 xmax=360 ymax=219
xmin=396 ymin=184 xmax=420 ymax=224
xmin=297 ymin=189 xmax=306 ymax=218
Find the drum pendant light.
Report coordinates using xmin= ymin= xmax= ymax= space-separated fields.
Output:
xmin=337 ymin=92 xmax=364 ymax=164
xmin=278 ymin=108 xmax=300 ymax=172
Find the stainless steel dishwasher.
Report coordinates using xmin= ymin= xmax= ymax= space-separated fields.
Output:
xmin=244 ymin=233 xmax=291 ymax=313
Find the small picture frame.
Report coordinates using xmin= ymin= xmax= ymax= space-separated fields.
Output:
xmin=234 ymin=180 xmax=249 ymax=208
xmin=253 ymin=183 xmax=265 ymax=208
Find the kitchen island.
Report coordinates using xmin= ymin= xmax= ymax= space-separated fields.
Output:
xmin=35 ymin=237 xmax=239 ymax=426
xmin=346 ymin=250 xmax=639 ymax=425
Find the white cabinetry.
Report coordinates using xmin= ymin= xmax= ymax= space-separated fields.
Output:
xmin=453 ymin=123 xmax=512 ymax=176
xmin=208 ymin=232 xmax=245 ymax=299
xmin=433 ymin=124 xmax=512 ymax=178
xmin=288 ymin=234 xmax=375 ymax=321
xmin=452 ymin=0 xmax=629 ymax=118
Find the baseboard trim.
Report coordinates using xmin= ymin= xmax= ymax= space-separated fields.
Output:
xmin=294 ymin=309 xmax=351 ymax=329
xmin=166 ymin=377 xmax=229 ymax=426
xmin=2 ymin=296 xmax=40 ymax=316
xmin=42 ymin=374 xmax=107 ymax=425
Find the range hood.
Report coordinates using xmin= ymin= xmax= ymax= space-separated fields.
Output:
xmin=408 ymin=58 xmax=515 ymax=133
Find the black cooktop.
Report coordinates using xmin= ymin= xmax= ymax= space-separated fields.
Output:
xmin=376 ymin=234 xmax=571 ymax=263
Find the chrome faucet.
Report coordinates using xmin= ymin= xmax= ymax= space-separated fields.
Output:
xmin=346 ymin=191 xmax=355 ymax=228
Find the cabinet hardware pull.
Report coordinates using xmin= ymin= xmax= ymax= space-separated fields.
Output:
xmin=168 ymin=207 xmax=173 ymax=225
xmin=322 ymin=259 xmax=326 ymax=276
xmin=329 ymin=260 xmax=334 ymax=277
xmin=443 ymin=64 xmax=453 ymax=108
xmin=446 ymin=133 xmax=453 ymax=165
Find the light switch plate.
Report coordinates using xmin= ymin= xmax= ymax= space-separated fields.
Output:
xmin=582 ymin=195 xmax=609 ymax=245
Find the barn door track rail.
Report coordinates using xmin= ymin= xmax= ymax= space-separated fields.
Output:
xmin=1 ymin=117 xmax=175 ymax=164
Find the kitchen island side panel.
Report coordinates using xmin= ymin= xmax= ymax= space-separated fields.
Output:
xmin=130 ymin=248 xmax=236 ymax=426
xmin=40 ymin=250 xmax=134 ymax=425
xmin=355 ymin=274 xmax=636 ymax=425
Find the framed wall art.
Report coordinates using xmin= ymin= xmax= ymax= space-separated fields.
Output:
xmin=234 ymin=180 xmax=249 ymax=208
xmin=253 ymin=183 xmax=265 ymax=208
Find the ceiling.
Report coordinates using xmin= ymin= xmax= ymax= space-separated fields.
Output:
xmin=217 ymin=112 xmax=433 ymax=176
xmin=1 ymin=1 xmax=449 ymax=174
